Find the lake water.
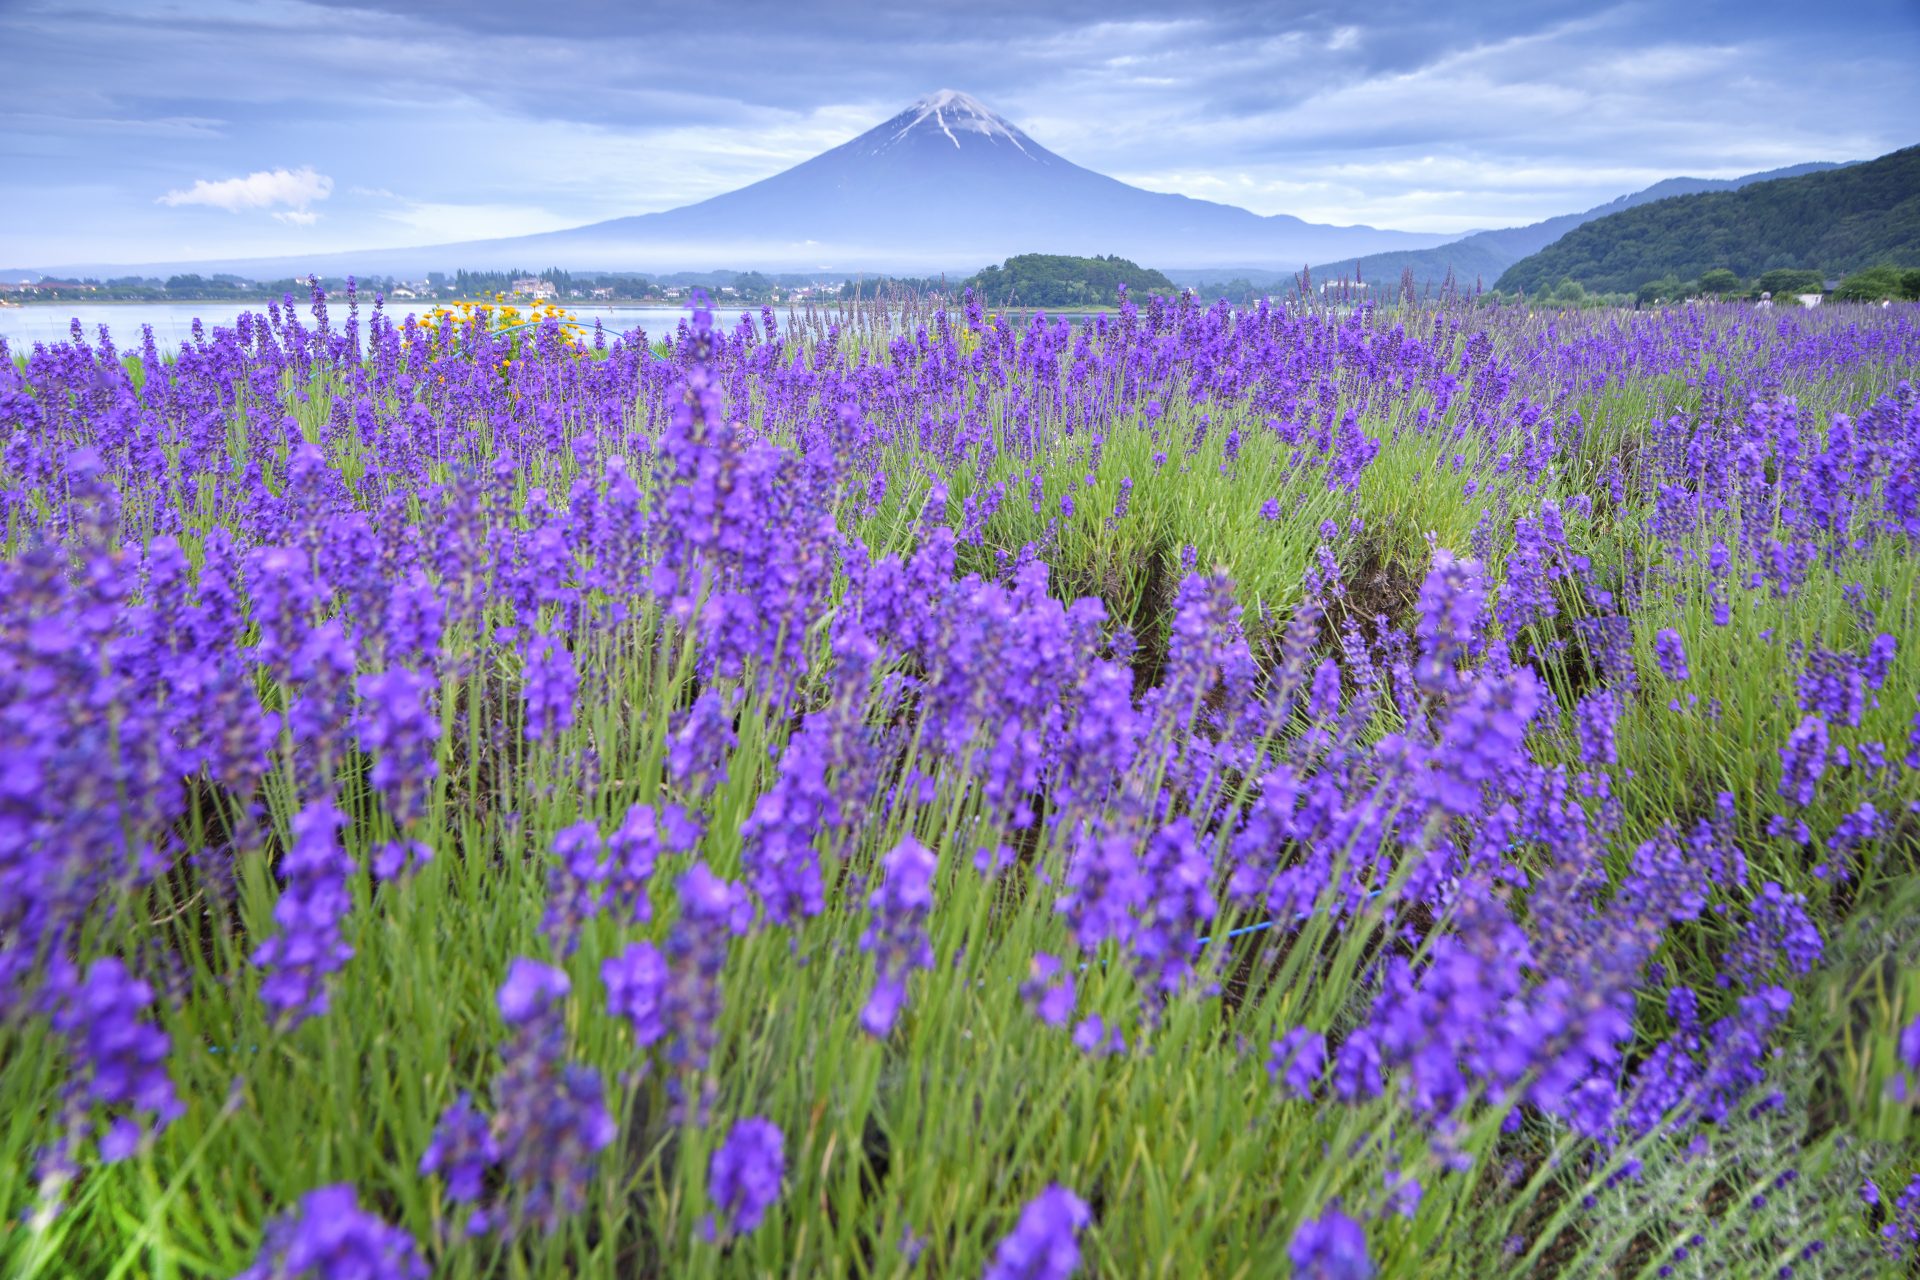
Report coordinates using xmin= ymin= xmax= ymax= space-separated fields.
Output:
xmin=0 ymin=301 xmax=785 ymax=349
xmin=0 ymin=299 xmax=1110 ymax=350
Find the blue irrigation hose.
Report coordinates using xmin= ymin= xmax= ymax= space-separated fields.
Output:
xmin=1188 ymin=888 xmax=1385 ymax=953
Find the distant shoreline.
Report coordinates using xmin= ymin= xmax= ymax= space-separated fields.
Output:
xmin=1 ymin=298 xmax=1132 ymax=315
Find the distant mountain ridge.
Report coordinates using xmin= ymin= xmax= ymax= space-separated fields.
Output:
xmin=1303 ymin=163 xmax=1843 ymax=293
xmin=1495 ymin=146 xmax=1920 ymax=295
xmin=10 ymin=91 xmax=1458 ymax=280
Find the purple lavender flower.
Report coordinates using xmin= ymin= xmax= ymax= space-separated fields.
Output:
xmin=1057 ymin=825 xmax=1145 ymax=954
xmin=1797 ymin=648 xmax=1868 ymax=727
xmin=1288 ymin=1205 xmax=1374 ymax=1280
xmin=1830 ymin=802 xmax=1882 ymax=857
xmin=1268 ymin=1027 xmax=1327 ymax=1100
xmin=1653 ymin=629 xmax=1690 ymax=682
xmin=1729 ymin=882 xmax=1824 ymax=982
xmin=50 ymin=958 xmax=183 ymax=1163
xmin=983 ymin=1185 xmax=1092 ymax=1280
xmin=521 ymin=631 xmax=578 ymax=742
xmin=1130 ymin=818 xmax=1216 ymax=998
xmin=602 ymin=941 xmax=669 ymax=1048
xmin=355 ymin=667 xmax=439 ymax=833
xmin=1429 ymin=667 xmax=1542 ymax=815
xmin=419 ymin=1092 xmax=499 ymax=1232
xmin=667 ymin=689 xmax=736 ymax=796
xmin=1900 ymin=1015 xmax=1920 ymax=1073
xmin=1413 ymin=550 xmax=1485 ymax=694
xmin=1575 ymin=614 xmax=1640 ymax=692
xmin=498 ymin=957 xmax=571 ymax=1030
xmin=605 ymin=802 xmax=687 ymax=926
xmin=860 ymin=836 xmax=937 ymax=1037
xmin=288 ymin=621 xmax=358 ymax=777
xmin=702 ymin=1116 xmax=785 ymax=1242
xmin=1574 ymin=688 xmax=1619 ymax=767
xmin=1332 ymin=1028 xmax=1384 ymax=1102
xmin=1384 ymin=1171 xmax=1422 ymax=1219
xmin=236 ymin=1184 xmax=427 ymax=1280
xmin=543 ymin=820 xmax=606 ymax=955
xmin=739 ymin=723 xmax=836 ymax=925
xmin=1778 ymin=715 xmax=1828 ymax=806
xmin=1882 ymin=1174 xmax=1920 ymax=1259
xmin=1865 ymin=633 xmax=1898 ymax=688
xmin=662 ymin=863 xmax=752 ymax=1117
xmin=1020 ymin=953 xmax=1078 ymax=1029
xmin=1071 ymin=1015 xmax=1124 ymax=1057
xmin=491 ymin=958 xmax=614 ymax=1234
xmin=1498 ymin=514 xmax=1559 ymax=634
xmin=251 ymin=802 xmax=356 ymax=1029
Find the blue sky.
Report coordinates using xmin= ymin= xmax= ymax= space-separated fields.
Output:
xmin=3 ymin=0 xmax=1916 ymax=268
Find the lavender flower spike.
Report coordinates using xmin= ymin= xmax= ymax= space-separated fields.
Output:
xmin=235 ymin=1184 xmax=428 ymax=1280
xmin=860 ymin=836 xmax=938 ymax=1036
xmin=983 ymin=1184 xmax=1093 ymax=1280
xmin=702 ymin=1116 xmax=786 ymax=1242
xmin=1288 ymin=1204 xmax=1374 ymax=1280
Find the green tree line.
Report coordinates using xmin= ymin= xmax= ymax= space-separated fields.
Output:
xmin=1496 ymin=145 xmax=1920 ymax=296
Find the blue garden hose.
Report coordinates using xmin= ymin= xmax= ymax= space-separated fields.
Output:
xmin=1190 ymin=888 xmax=1386 ymax=952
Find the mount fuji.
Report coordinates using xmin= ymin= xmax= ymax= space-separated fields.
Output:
xmin=24 ymin=91 xmax=1459 ymax=279
xmin=491 ymin=89 xmax=1459 ymax=273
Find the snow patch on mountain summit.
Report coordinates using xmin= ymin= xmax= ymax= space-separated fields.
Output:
xmin=879 ymin=90 xmax=1037 ymax=158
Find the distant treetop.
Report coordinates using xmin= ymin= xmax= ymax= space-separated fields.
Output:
xmin=963 ymin=254 xmax=1175 ymax=307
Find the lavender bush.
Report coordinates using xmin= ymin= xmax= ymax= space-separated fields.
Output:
xmin=0 ymin=280 xmax=1916 ymax=1276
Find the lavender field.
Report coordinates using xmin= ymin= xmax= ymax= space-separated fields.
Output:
xmin=3 ymin=284 xmax=1918 ymax=1278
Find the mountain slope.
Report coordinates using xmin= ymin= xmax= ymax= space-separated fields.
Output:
xmin=15 ymin=91 xmax=1456 ymax=279
xmin=1306 ymin=163 xmax=1842 ymax=293
xmin=509 ymin=91 xmax=1456 ymax=271
xmin=1495 ymin=146 xmax=1920 ymax=295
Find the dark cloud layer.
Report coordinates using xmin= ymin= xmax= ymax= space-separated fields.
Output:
xmin=3 ymin=0 xmax=1915 ymax=266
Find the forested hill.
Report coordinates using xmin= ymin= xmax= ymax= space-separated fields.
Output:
xmin=1304 ymin=161 xmax=1839 ymax=295
xmin=963 ymin=254 xmax=1175 ymax=306
xmin=1495 ymin=146 xmax=1920 ymax=296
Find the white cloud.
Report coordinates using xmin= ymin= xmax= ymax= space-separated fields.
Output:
xmin=159 ymin=165 xmax=332 ymax=213
xmin=272 ymin=209 xmax=321 ymax=225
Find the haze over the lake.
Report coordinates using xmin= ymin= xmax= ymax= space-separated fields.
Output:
xmin=5 ymin=0 xmax=1918 ymax=269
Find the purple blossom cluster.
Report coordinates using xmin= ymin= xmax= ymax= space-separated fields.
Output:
xmin=1289 ymin=1205 xmax=1374 ymax=1280
xmin=702 ymin=1116 xmax=786 ymax=1242
xmin=983 ymin=1185 xmax=1092 ymax=1280
xmin=39 ymin=957 xmax=183 ymax=1200
xmin=235 ymin=1184 xmax=427 ymax=1280
xmin=417 ymin=959 xmax=614 ymax=1237
xmin=251 ymin=802 xmax=357 ymax=1029
xmin=859 ymin=836 xmax=938 ymax=1036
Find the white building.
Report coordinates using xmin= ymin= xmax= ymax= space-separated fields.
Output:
xmin=1795 ymin=293 xmax=1823 ymax=308
xmin=511 ymin=276 xmax=557 ymax=300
